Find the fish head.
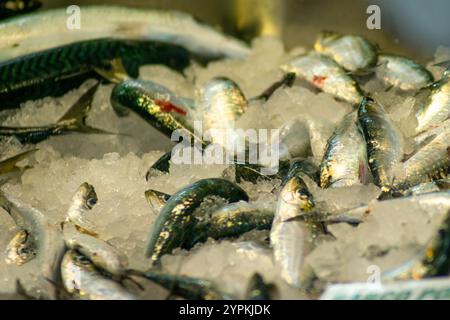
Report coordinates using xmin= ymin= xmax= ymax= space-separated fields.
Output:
xmin=280 ymin=177 xmax=315 ymax=213
xmin=145 ymin=189 xmax=170 ymax=213
xmin=76 ymin=182 xmax=98 ymax=210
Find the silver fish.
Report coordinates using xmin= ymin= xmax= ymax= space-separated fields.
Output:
xmin=199 ymin=77 xmax=248 ymax=146
xmin=320 ymin=112 xmax=369 ymax=188
xmin=314 ymin=31 xmax=377 ymax=72
xmin=416 ymin=71 xmax=450 ymax=133
xmin=376 ymin=54 xmax=434 ymax=91
xmin=394 ymin=127 xmax=450 ymax=190
xmin=282 ymin=52 xmax=363 ymax=105
xmin=357 ymin=97 xmax=404 ymax=191
xmin=0 ymin=191 xmax=65 ymax=299
xmin=65 ymin=182 xmax=98 ymax=233
xmin=5 ymin=230 xmax=36 ymax=265
xmin=0 ymin=5 xmax=250 ymax=62
xmin=61 ymin=250 xmax=137 ymax=300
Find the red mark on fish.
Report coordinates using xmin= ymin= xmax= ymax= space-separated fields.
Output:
xmin=155 ymin=100 xmax=187 ymax=116
xmin=312 ymin=75 xmax=327 ymax=88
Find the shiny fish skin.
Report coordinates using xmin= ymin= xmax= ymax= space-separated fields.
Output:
xmin=320 ymin=112 xmax=369 ymax=188
xmin=145 ymin=189 xmax=171 ymax=213
xmin=282 ymin=52 xmax=363 ymax=105
xmin=376 ymin=54 xmax=434 ymax=91
xmin=314 ymin=31 xmax=377 ymax=72
xmin=0 ymin=38 xmax=190 ymax=110
xmin=357 ymin=98 xmax=404 ymax=191
xmin=200 ymin=77 xmax=248 ymax=145
xmin=416 ymin=72 xmax=450 ymax=133
xmin=0 ymin=5 xmax=249 ymax=62
xmin=145 ymin=178 xmax=249 ymax=265
xmin=61 ymin=250 xmax=137 ymax=300
xmin=111 ymin=80 xmax=200 ymax=143
xmin=394 ymin=127 xmax=450 ymax=190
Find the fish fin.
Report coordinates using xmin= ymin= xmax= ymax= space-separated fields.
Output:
xmin=250 ymin=72 xmax=297 ymax=102
xmin=57 ymin=82 xmax=120 ymax=137
xmin=93 ymin=58 xmax=130 ymax=84
xmin=0 ymin=149 xmax=37 ymax=176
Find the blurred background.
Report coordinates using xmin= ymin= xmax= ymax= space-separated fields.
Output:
xmin=40 ymin=0 xmax=450 ymax=60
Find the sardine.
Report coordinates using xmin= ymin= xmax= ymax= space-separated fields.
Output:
xmin=145 ymin=189 xmax=171 ymax=213
xmin=320 ymin=112 xmax=369 ymax=188
xmin=416 ymin=71 xmax=450 ymax=133
xmin=314 ymin=31 xmax=377 ymax=72
xmin=65 ymin=182 xmax=98 ymax=232
xmin=0 ymin=191 xmax=65 ymax=299
xmin=376 ymin=54 xmax=434 ymax=91
xmin=145 ymin=178 xmax=249 ymax=265
xmin=61 ymin=250 xmax=137 ymax=300
xmin=357 ymin=97 xmax=404 ymax=191
xmin=0 ymin=5 xmax=249 ymax=62
xmin=281 ymin=52 xmax=363 ymax=105
xmin=5 ymin=230 xmax=35 ymax=265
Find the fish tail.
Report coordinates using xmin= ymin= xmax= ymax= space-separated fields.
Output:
xmin=57 ymin=82 xmax=120 ymax=137
xmin=0 ymin=149 xmax=38 ymax=177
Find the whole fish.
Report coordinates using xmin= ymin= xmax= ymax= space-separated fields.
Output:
xmin=134 ymin=270 xmax=232 ymax=300
xmin=199 ymin=77 xmax=248 ymax=146
xmin=314 ymin=31 xmax=377 ymax=72
xmin=0 ymin=38 xmax=190 ymax=109
xmin=245 ymin=273 xmax=276 ymax=300
xmin=376 ymin=54 xmax=434 ymax=91
xmin=383 ymin=209 xmax=450 ymax=280
xmin=0 ymin=0 xmax=41 ymax=19
xmin=281 ymin=52 xmax=363 ymax=105
xmin=111 ymin=80 xmax=201 ymax=144
xmin=61 ymin=250 xmax=138 ymax=300
xmin=320 ymin=112 xmax=369 ymax=188
xmin=0 ymin=82 xmax=112 ymax=144
xmin=394 ymin=127 xmax=450 ymax=190
xmin=357 ymin=97 xmax=404 ymax=191
xmin=416 ymin=71 xmax=450 ymax=133
xmin=145 ymin=178 xmax=248 ymax=265
xmin=0 ymin=191 xmax=65 ymax=299
xmin=0 ymin=5 xmax=249 ymax=62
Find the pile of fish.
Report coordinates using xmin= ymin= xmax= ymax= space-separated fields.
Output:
xmin=0 ymin=5 xmax=449 ymax=300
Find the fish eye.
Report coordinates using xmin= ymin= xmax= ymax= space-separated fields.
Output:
xmin=162 ymin=194 xmax=170 ymax=201
xmin=87 ymin=198 xmax=97 ymax=207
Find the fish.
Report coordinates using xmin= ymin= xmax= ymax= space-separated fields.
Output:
xmin=199 ymin=77 xmax=248 ymax=146
xmin=245 ymin=273 xmax=276 ymax=300
xmin=65 ymin=182 xmax=98 ymax=233
xmin=111 ymin=79 xmax=202 ymax=144
xmin=314 ymin=31 xmax=378 ymax=72
xmin=186 ymin=201 xmax=274 ymax=247
xmin=0 ymin=82 xmax=113 ymax=144
xmin=0 ymin=148 xmax=36 ymax=180
xmin=0 ymin=190 xmax=65 ymax=299
xmin=61 ymin=250 xmax=138 ymax=300
xmin=5 ymin=230 xmax=36 ymax=265
xmin=0 ymin=0 xmax=41 ymax=20
xmin=145 ymin=189 xmax=171 ymax=213
xmin=320 ymin=111 xmax=369 ymax=188
xmin=281 ymin=52 xmax=363 ymax=105
xmin=132 ymin=270 xmax=231 ymax=300
xmin=383 ymin=209 xmax=450 ymax=280
xmin=0 ymin=38 xmax=190 ymax=110
xmin=357 ymin=97 xmax=404 ymax=191
xmin=402 ymin=178 xmax=450 ymax=197
xmin=393 ymin=127 xmax=450 ymax=190
xmin=416 ymin=71 xmax=450 ymax=133
xmin=145 ymin=178 xmax=249 ymax=265
xmin=0 ymin=5 xmax=250 ymax=62
xmin=376 ymin=54 xmax=434 ymax=91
